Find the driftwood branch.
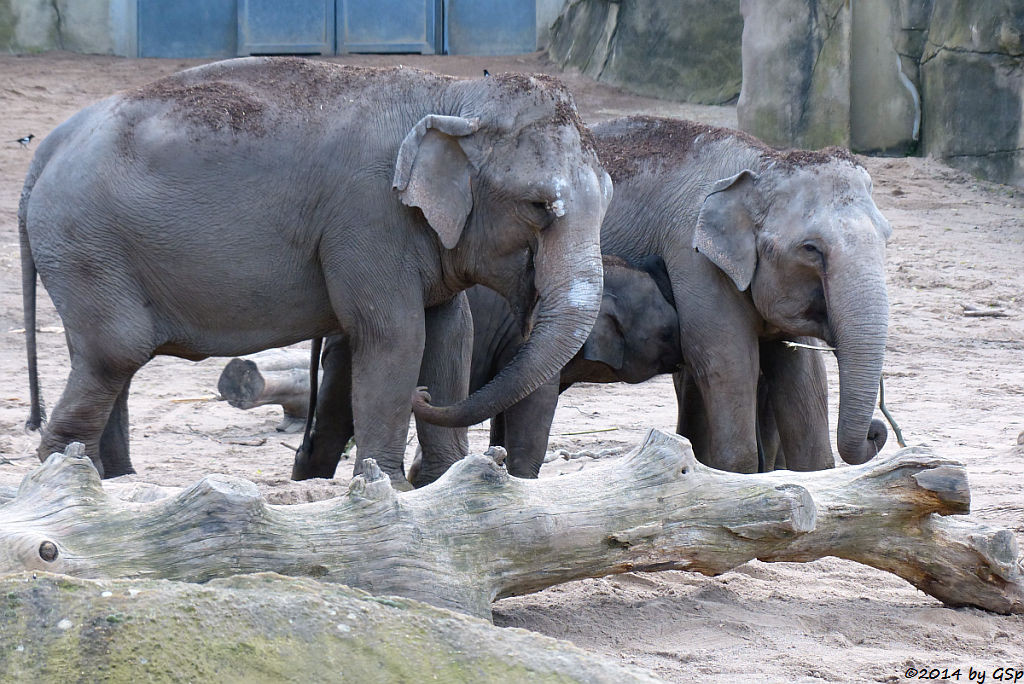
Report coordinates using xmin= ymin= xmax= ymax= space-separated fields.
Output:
xmin=216 ymin=349 xmax=315 ymax=432
xmin=1 ymin=431 xmax=1020 ymax=619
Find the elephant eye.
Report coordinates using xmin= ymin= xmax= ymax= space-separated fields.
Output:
xmin=521 ymin=201 xmax=554 ymax=230
xmin=800 ymin=242 xmax=824 ymax=261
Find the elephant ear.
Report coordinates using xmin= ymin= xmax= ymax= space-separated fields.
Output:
xmin=693 ymin=170 xmax=760 ymax=292
xmin=392 ymin=115 xmax=481 ymax=249
xmin=581 ymin=294 xmax=625 ymax=370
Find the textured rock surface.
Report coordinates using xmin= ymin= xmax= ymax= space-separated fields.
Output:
xmin=0 ymin=572 xmax=659 ymax=683
xmin=0 ymin=0 xmax=116 ymax=54
xmin=549 ymin=0 xmax=742 ymax=105
xmin=921 ymin=0 xmax=1024 ymax=185
xmin=849 ymin=0 xmax=928 ymax=155
xmin=736 ymin=0 xmax=851 ymax=149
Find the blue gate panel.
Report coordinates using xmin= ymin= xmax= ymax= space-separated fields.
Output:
xmin=238 ymin=0 xmax=335 ymax=54
xmin=338 ymin=0 xmax=440 ymax=54
xmin=138 ymin=0 xmax=238 ymax=58
xmin=445 ymin=0 xmax=536 ymax=56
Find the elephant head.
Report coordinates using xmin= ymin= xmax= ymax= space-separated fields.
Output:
xmin=693 ymin=153 xmax=891 ymax=465
xmin=565 ymin=255 xmax=683 ymax=386
xmin=395 ymin=72 xmax=612 ymax=427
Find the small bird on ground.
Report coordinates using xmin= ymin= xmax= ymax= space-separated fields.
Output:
xmin=13 ymin=134 xmax=34 ymax=148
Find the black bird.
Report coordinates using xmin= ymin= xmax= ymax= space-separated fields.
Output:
xmin=13 ymin=134 xmax=34 ymax=148
xmin=482 ymin=69 xmax=490 ymax=77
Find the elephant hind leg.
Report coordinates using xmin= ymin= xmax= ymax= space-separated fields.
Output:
xmin=40 ymin=333 xmax=149 ymax=479
xmin=98 ymin=376 xmax=137 ymax=478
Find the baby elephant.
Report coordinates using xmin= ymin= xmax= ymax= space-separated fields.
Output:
xmin=294 ymin=255 xmax=682 ymax=483
xmin=466 ymin=255 xmax=683 ymax=478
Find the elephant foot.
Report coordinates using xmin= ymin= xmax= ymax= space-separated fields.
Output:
xmin=291 ymin=448 xmax=341 ymax=481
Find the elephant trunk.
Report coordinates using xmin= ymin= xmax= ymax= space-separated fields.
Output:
xmin=829 ymin=267 xmax=889 ymax=465
xmin=413 ymin=179 xmax=607 ymax=428
xmin=414 ymin=233 xmax=603 ymax=428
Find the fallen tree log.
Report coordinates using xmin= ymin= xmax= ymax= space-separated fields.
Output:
xmin=0 ymin=430 xmax=1021 ymax=619
xmin=0 ymin=572 xmax=656 ymax=683
xmin=216 ymin=348 xmax=315 ymax=433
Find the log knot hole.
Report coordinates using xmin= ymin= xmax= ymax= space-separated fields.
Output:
xmin=38 ymin=541 xmax=58 ymax=562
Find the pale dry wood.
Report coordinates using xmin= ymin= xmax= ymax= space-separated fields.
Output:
xmin=216 ymin=348 xmax=316 ymax=432
xmin=0 ymin=431 xmax=1021 ymax=620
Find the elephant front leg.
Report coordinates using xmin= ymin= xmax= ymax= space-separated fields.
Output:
xmin=349 ymin=311 xmax=426 ymax=492
xmin=409 ymin=294 xmax=472 ymax=488
xmin=760 ymin=338 xmax=834 ymax=471
xmin=498 ymin=379 xmax=559 ymax=478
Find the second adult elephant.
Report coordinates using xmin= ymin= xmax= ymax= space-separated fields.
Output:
xmin=593 ymin=116 xmax=892 ymax=472
xmin=293 ymin=255 xmax=683 ymax=483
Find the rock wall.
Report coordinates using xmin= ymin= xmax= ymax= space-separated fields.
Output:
xmin=736 ymin=0 xmax=851 ymax=150
xmin=549 ymin=0 xmax=743 ymax=105
xmin=0 ymin=0 xmax=123 ymax=55
xmin=738 ymin=0 xmax=1023 ymax=185
xmin=920 ymin=0 xmax=1024 ymax=186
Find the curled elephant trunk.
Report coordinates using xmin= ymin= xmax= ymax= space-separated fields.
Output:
xmin=414 ymin=182 xmax=606 ymax=428
xmin=830 ymin=268 xmax=890 ymax=465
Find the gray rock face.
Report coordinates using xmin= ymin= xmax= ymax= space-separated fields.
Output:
xmin=738 ymin=0 xmax=1023 ymax=185
xmin=921 ymin=0 xmax=1024 ymax=186
xmin=736 ymin=0 xmax=851 ymax=150
xmin=0 ymin=572 xmax=662 ymax=683
xmin=850 ymin=0 xmax=930 ymax=155
xmin=549 ymin=0 xmax=742 ymax=105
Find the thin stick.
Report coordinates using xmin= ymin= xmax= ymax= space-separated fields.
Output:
xmin=559 ymin=427 xmax=619 ymax=436
xmin=963 ymin=309 xmax=1007 ymax=318
xmin=782 ymin=340 xmax=836 ymax=352
xmin=170 ymin=396 xmax=221 ymax=403
xmin=878 ymin=376 xmax=906 ymax=448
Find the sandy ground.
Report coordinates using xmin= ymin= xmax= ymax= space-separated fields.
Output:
xmin=1 ymin=51 xmax=1022 ymax=682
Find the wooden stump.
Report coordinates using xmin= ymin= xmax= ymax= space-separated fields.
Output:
xmin=0 ymin=430 xmax=1020 ymax=619
xmin=216 ymin=349 xmax=313 ymax=432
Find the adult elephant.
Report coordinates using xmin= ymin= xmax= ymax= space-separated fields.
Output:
xmin=294 ymin=255 xmax=683 ymax=484
xmin=592 ymin=116 xmax=891 ymax=473
xmin=19 ymin=58 xmax=611 ymax=483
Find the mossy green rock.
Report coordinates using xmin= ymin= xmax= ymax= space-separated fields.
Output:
xmin=0 ymin=572 xmax=660 ymax=683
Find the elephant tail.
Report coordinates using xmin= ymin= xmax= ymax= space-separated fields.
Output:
xmin=19 ymin=165 xmax=44 ymax=431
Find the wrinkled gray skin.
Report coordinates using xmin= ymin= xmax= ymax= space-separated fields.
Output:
xmin=594 ymin=116 xmax=891 ymax=472
xmin=673 ymin=338 xmax=836 ymax=471
xmin=19 ymin=58 xmax=611 ymax=483
xmin=293 ymin=255 xmax=683 ymax=484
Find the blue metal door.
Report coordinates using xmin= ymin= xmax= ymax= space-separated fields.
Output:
xmin=138 ymin=0 xmax=238 ymax=58
xmin=337 ymin=0 xmax=441 ymax=54
xmin=444 ymin=0 xmax=535 ymax=56
xmin=238 ymin=0 xmax=335 ymax=54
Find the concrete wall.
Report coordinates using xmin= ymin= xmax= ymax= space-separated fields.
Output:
xmin=0 ymin=0 xmax=133 ymax=55
xmin=2 ymin=1 xmax=553 ymax=56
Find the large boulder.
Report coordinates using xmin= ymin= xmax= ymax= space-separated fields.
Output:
xmin=736 ymin=0 xmax=851 ymax=149
xmin=549 ymin=0 xmax=742 ymax=105
xmin=849 ymin=0 xmax=931 ymax=155
xmin=920 ymin=0 xmax=1024 ymax=186
xmin=0 ymin=572 xmax=659 ymax=683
